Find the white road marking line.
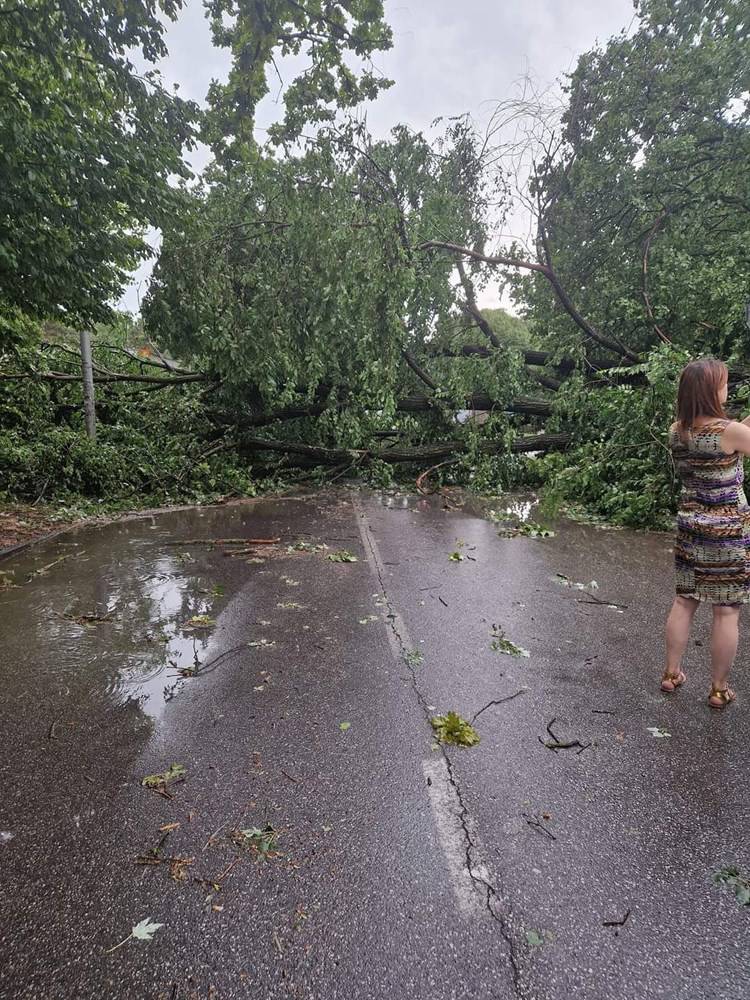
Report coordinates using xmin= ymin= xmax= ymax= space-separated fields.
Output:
xmin=423 ymin=758 xmax=486 ymax=918
xmin=354 ymin=497 xmax=486 ymax=919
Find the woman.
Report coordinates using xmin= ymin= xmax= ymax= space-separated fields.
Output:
xmin=662 ymin=357 xmax=750 ymax=708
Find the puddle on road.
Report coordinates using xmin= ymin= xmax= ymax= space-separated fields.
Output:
xmin=375 ymin=487 xmax=541 ymax=525
xmin=0 ymin=503 xmax=297 ymax=723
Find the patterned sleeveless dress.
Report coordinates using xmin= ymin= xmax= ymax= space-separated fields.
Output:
xmin=669 ymin=418 xmax=750 ymax=605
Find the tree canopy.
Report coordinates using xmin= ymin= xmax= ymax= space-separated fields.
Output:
xmin=3 ymin=0 xmax=750 ymax=529
xmin=0 ymin=0 xmax=199 ymax=347
xmin=515 ymin=0 xmax=750 ymax=362
xmin=204 ymin=0 xmax=393 ymax=156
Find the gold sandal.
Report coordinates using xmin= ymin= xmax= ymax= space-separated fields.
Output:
xmin=661 ymin=670 xmax=686 ymax=693
xmin=708 ymin=686 xmax=736 ymax=709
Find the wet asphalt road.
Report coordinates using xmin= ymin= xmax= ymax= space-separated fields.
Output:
xmin=0 ymin=489 xmax=749 ymax=1000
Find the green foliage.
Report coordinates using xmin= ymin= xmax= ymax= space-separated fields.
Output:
xmin=232 ymin=824 xmax=279 ymax=859
xmin=141 ymin=763 xmax=186 ymax=788
xmin=489 ymin=625 xmax=530 ymax=657
xmin=481 ymin=309 xmax=539 ymax=351
xmin=143 ymin=118 xmax=515 ymax=458
xmin=532 ymin=345 xmax=685 ymax=528
xmin=516 ymin=0 xmax=750 ymax=362
xmin=204 ymin=0 xmax=393 ymax=155
xmin=0 ymin=0 xmax=198 ymax=344
xmin=8 ymin=0 xmax=749 ymax=531
xmin=713 ymin=866 xmax=750 ymax=907
xmin=0 ymin=320 xmax=258 ymax=506
xmin=430 ymin=712 xmax=480 ymax=747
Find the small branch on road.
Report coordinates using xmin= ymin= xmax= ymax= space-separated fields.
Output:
xmin=576 ymin=593 xmax=628 ymax=610
xmin=539 ymin=717 xmax=591 ymax=754
xmin=164 ymin=537 xmax=281 ymax=546
xmin=522 ymin=812 xmax=557 ymax=841
xmin=197 ymin=644 xmax=251 ymax=677
xmin=471 ymin=688 xmax=526 ymax=724
xmin=416 ymin=459 xmax=458 ymax=496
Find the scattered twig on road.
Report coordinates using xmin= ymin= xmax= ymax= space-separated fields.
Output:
xmin=280 ymin=768 xmax=300 ymax=784
xmin=471 ymin=689 xmax=526 ymax=724
xmin=47 ymin=714 xmax=62 ymax=741
xmin=438 ymin=596 xmax=448 ymax=607
xmin=522 ymin=813 xmax=557 ymax=841
xmin=576 ymin=593 xmax=628 ymax=610
xmin=165 ymin=537 xmax=281 ymax=546
xmin=214 ymin=856 xmax=241 ymax=885
xmin=539 ymin=717 xmax=591 ymax=754
xmin=591 ymin=709 xmax=616 ymax=715
xmin=603 ymin=909 xmax=631 ymax=929
xmin=197 ymin=644 xmax=250 ymax=677
xmin=203 ymin=820 xmax=229 ymax=851
xmin=26 ymin=554 xmax=71 ymax=583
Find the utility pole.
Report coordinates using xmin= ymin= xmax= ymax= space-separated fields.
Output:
xmin=79 ymin=329 xmax=96 ymax=440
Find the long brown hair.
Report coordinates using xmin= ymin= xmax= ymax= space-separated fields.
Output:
xmin=676 ymin=357 xmax=728 ymax=440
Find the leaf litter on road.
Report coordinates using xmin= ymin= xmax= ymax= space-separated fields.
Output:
xmin=141 ymin=764 xmax=186 ymax=797
xmin=489 ymin=624 xmax=530 ymax=657
xmin=403 ymin=649 xmax=424 ymax=668
xmin=183 ymin=615 xmax=216 ymax=631
xmin=646 ymin=726 xmax=671 ymax=738
xmin=230 ymin=825 xmax=280 ymax=861
xmin=430 ymin=712 xmax=480 ymax=747
xmin=327 ymin=550 xmax=358 ymax=563
xmin=105 ymin=917 xmax=163 ymax=954
xmin=713 ymin=866 xmax=750 ymax=907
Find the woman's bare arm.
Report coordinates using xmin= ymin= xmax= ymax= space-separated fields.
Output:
xmin=721 ymin=420 xmax=750 ymax=455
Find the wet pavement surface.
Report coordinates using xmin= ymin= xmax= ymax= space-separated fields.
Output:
xmin=0 ymin=488 xmax=748 ymax=1000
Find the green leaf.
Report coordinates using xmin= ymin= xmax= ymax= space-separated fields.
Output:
xmin=131 ymin=918 xmax=164 ymax=942
xmin=327 ymin=550 xmax=358 ymax=563
xmin=141 ymin=763 xmax=186 ymax=788
xmin=489 ymin=625 xmax=530 ymax=657
xmin=430 ymin=712 xmax=480 ymax=747
xmin=184 ymin=615 xmax=215 ymax=630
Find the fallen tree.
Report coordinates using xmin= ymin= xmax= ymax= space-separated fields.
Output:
xmin=237 ymin=431 xmax=569 ymax=464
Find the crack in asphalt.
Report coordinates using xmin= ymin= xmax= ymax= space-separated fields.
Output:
xmin=444 ymin=751 xmax=524 ymax=998
xmin=355 ymin=501 xmax=527 ymax=1000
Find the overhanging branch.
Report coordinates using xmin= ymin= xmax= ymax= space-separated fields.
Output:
xmin=419 ymin=238 xmax=640 ymax=362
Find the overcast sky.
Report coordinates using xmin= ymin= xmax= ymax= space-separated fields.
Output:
xmin=120 ymin=0 xmax=636 ymax=314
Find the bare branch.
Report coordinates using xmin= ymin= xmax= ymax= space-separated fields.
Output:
xmin=420 ymin=238 xmax=640 ymax=362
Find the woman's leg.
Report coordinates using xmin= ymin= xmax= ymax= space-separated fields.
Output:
xmin=663 ymin=596 xmax=699 ymax=686
xmin=710 ymin=604 xmax=740 ymax=694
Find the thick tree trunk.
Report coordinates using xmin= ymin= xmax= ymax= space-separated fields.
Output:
xmin=237 ymin=431 xmax=568 ymax=464
xmin=396 ymin=394 xmax=552 ymax=416
xmin=229 ymin=392 xmax=553 ymax=430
